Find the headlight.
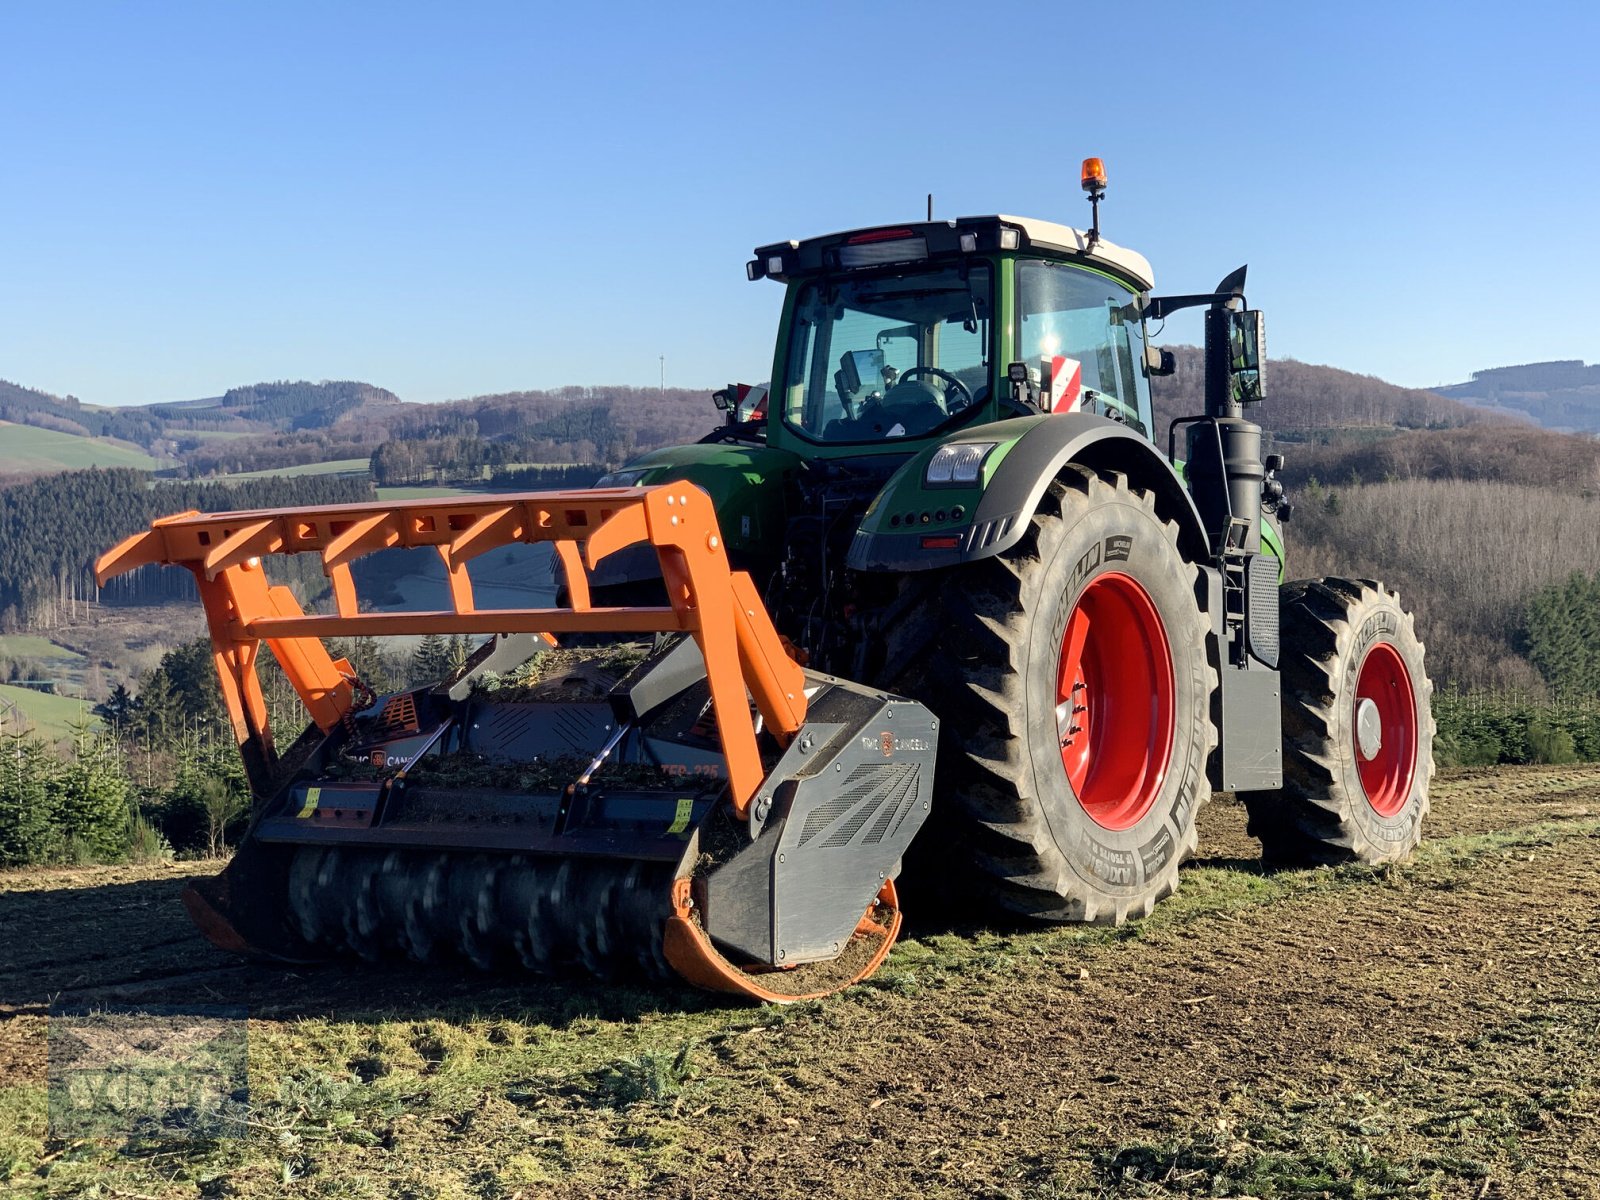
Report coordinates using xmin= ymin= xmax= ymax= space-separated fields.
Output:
xmin=924 ymin=442 xmax=997 ymax=487
xmin=593 ymin=467 xmax=653 ymax=488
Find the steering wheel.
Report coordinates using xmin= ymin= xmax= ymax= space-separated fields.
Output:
xmin=896 ymin=366 xmax=975 ymax=411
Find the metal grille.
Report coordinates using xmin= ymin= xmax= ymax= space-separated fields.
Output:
xmin=373 ymin=693 xmax=419 ymax=736
xmin=798 ymin=763 xmax=919 ymax=849
xmin=1247 ymin=554 xmax=1281 ymax=668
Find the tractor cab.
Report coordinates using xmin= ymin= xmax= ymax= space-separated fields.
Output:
xmin=749 ymin=215 xmax=1160 ymax=458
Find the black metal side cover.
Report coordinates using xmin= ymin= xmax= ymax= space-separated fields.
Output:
xmin=701 ymin=674 xmax=936 ymax=967
xmin=1204 ymin=562 xmax=1283 ymax=794
xmin=1218 ymin=665 xmax=1283 ymax=793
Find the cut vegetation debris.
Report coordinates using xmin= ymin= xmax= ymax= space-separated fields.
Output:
xmin=0 ymin=766 xmax=1596 ymax=1197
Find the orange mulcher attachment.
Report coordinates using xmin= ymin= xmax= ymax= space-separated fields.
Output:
xmin=97 ymin=486 xmax=936 ymax=1001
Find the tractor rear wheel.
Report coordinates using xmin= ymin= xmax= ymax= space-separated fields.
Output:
xmin=1243 ymin=578 xmax=1434 ymax=865
xmin=921 ymin=466 xmax=1216 ymax=924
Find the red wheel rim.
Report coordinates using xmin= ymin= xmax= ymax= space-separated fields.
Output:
xmin=1353 ymin=641 xmax=1417 ymax=817
xmin=1055 ymin=571 xmax=1176 ymax=831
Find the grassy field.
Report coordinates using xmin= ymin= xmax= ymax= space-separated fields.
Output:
xmin=0 ymin=636 xmax=88 ymax=703
xmin=0 ymin=767 xmax=1596 ymax=1197
xmin=374 ymin=484 xmax=474 ymax=501
xmin=0 ymin=683 xmax=95 ymax=742
xmin=0 ymin=636 xmax=82 ymax=666
xmin=0 ymin=422 xmax=167 ymax=474
xmin=215 ymin=458 xmax=372 ymax=482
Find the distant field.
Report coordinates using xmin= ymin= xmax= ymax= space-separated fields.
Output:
xmin=0 ymin=635 xmax=88 ymax=698
xmin=375 ymin=484 xmax=472 ymax=501
xmin=216 ymin=458 xmax=371 ymax=481
xmin=0 ymin=422 xmax=166 ymax=473
xmin=0 ymin=682 xmax=96 ymax=742
xmin=0 ymin=634 xmax=82 ymax=664
xmin=179 ymin=429 xmax=253 ymax=441
xmin=372 ymin=478 xmax=584 ymax=503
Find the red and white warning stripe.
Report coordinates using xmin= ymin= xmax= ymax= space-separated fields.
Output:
xmin=732 ymin=383 xmax=768 ymax=418
xmin=1047 ymin=356 xmax=1082 ymax=413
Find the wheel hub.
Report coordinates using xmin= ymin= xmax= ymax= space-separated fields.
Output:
xmin=1055 ymin=571 xmax=1176 ymax=831
xmin=1352 ymin=641 xmax=1418 ymax=817
xmin=1355 ymin=697 xmax=1382 ymax=760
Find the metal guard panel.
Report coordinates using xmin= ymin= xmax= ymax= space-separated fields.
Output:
xmin=702 ymin=675 xmax=937 ymax=966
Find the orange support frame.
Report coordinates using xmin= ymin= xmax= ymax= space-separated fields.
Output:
xmin=96 ymin=486 xmax=808 ymax=815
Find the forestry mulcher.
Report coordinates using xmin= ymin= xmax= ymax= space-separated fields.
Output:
xmin=99 ymin=161 xmax=1435 ymax=1000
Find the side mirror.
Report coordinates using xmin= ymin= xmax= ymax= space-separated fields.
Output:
xmin=838 ymin=351 xmax=862 ymax=396
xmin=1228 ymin=310 xmax=1265 ymax=405
xmin=712 ymin=383 xmax=770 ymax=422
xmin=839 ymin=349 xmax=884 ymax=396
xmin=1143 ymin=344 xmax=1177 ymax=377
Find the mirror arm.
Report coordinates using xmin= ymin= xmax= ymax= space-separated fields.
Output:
xmin=1145 ymin=266 xmax=1248 ymax=322
xmin=1144 ymin=289 xmax=1250 ymax=321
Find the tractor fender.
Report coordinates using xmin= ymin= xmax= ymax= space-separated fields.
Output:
xmin=847 ymin=412 xmax=1211 ymax=572
xmin=1262 ymin=511 xmax=1286 ymax=581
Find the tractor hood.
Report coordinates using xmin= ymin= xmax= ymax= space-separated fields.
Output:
xmin=846 ymin=418 xmax=1028 ymax=571
xmin=847 ymin=412 xmax=1203 ymax=573
xmin=598 ymin=442 xmax=802 ymax=574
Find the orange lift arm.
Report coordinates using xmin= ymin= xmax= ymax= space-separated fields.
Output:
xmin=96 ymin=486 xmax=808 ymax=816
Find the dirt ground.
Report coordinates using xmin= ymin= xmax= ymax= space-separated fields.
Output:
xmin=1 ymin=765 xmax=1598 ymax=1199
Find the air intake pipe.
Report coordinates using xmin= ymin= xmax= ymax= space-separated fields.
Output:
xmin=1185 ymin=273 xmax=1266 ymax=557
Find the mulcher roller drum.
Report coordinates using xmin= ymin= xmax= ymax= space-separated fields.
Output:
xmin=286 ymin=848 xmax=678 ymax=979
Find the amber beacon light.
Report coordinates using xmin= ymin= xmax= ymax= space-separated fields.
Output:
xmin=1081 ymin=157 xmax=1107 ymax=248
xmin=1080 ymin=157 xmax=1107 ymax=194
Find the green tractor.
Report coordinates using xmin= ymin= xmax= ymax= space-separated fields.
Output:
xmin=591 ymin=167 xmax=1435 ymax=921
xmin=103 ymin=162 xmax=1434 ymax=999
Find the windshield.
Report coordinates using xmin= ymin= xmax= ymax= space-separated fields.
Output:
xmin=782 ymin=264 xmax=991 ymax=443
xmin=1017 ymin=260 xmax=1151 ymax=436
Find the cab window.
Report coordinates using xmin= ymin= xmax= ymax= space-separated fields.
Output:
xmin=782 ymin=264 xmax=991 ymax=443
xmin=1016 ymin=260 xmax=1150 ymax=436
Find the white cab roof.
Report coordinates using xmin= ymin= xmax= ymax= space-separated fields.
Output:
xmin=995 ymin=215 xmax=1154 ymax=291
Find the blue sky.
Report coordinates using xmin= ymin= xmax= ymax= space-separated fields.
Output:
xmin=2 ymin=1 xmax=1595 ymax=405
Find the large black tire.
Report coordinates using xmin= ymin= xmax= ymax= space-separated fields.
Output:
xmin=916 ymin=466 xmax=1216 ymax=924
xmin=1243 ymin=578 xmax=1434 ymax=865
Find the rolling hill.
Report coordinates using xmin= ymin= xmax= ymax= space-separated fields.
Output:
xmin=0 ymin=349 xmax=1579 ymax=489
xmin=1431 ymin=360 xmax=1600 ymax=432
xmin=1150 ymin=346 xmax=1502 ymax=439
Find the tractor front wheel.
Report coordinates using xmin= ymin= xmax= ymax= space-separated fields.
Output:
xmin=922 ymin=466 xmax=1216 ymax=924
xmin=1243 ymin=578 xmax=1434 ymax=865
